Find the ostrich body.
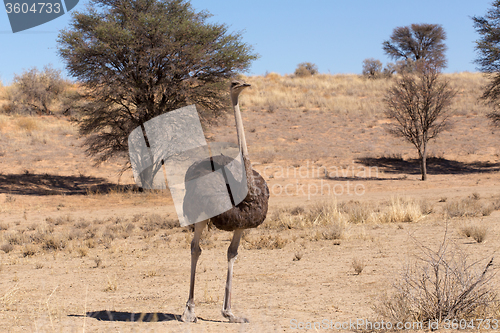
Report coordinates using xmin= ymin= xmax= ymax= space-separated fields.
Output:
xmin=181 ymin=81 xmax=269 ymax=323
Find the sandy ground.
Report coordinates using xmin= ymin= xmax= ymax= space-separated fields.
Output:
xmin=0 ymin=109 xmax=500 ymax=332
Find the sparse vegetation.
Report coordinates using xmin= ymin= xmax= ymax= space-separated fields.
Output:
xmin=377 ymin=233 xmax=496 ymax=327
xmin=0 ymin=61 xmax=499 ymax=331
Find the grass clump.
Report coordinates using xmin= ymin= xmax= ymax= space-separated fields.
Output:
xmin=444 ymin=196 xmax=495 ymax=218
xmin=0 ymin=243 xmax=14 ymax=253
xmin=460 ymin=221 xmax=488 ymax=243
xmin=376 ymin=197 xmax=424 ymax=223
xmin=352 ymin=258 xmax=366 ymax=275
xmin=244 ymin=234 xmax=287 ymax=250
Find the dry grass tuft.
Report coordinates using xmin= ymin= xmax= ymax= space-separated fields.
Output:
xmin=375 ymin=197 xmax=424 ymax=223
xmin=15 ymin=117 xmax=39 ymax=132
xmin=244 ymin=234 xmax=287 ymax=250
xmin=1 ymin=243 xmax=14 ymax=253
xmin=293 ymin=251 xmax=303 ymax=261
xmin=22 ymin=244 xmax=37 ymax=257
xmin=459 ymin=221 xmax=488 ymax=243
xmin=352 ymin=258 xmax=366 ymax=275
xmin=104 ymin=275 xmax=118 ymax=292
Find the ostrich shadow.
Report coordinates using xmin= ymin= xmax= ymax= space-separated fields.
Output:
xmin=69 ymin=310 xmax=223 ymax=323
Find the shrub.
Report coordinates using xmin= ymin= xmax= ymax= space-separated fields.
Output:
xmin=295 ymin=62 xmax=318 ymax=77
xmin=2 ymin=65 xmax=69 ymax=115
xmin=362 ymin=58 xmax=383 ymax=79
xmin=377 ymin=233 xmax=496 ymax=326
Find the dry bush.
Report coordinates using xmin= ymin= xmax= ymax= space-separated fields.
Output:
xmin=0 ymin=222 xmax=9 ymax=231
xmin=46 ymin=215 xmax=73 ymax=226
xmin=264 ymin=207 xmax=300 ymax=230
xmin=5 ymin=232 xmax=27 ymax=245
xmin=339 ymin=201 xmax=372 ymax=224
xmin=294 ymin=62 xmax=318 ymax=77
xmin=377 ymin=232 xmax=496 ymax=327
xmin=76 ymin=247 xmax=88 ymax=257
xmin=444 ymin=197 xmax=494 ymax=218
xmin=74 ymin=219 xmax=90 ymax=229
xmin=315 ymin=225 xmax=344 ymax=241
xmin=3 ymin=66 xmax=70 ymax=115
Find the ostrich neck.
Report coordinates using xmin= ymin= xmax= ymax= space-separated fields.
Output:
xmin=232 ymin=96 xmax=255 ymax=193
xmin=232 ymin=100 xmax=248 ymax=157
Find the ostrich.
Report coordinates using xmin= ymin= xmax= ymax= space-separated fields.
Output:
xmin=181 ymin=80 xmax=269 ymax=323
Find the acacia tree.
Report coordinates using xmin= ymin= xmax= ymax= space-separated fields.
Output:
xmin=57 ymin=0 xmax=257 ymax=164
xmin=385 ymin=62 xmax=456 ymax=180
xmin=383 ymin=24 xmax=447 ymax=70
xmin=473 ymin=1 xmax=500 ymax=126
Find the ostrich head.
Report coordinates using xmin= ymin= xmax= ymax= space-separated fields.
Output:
xmin=230 ymin=80 xmax=251 ymax=106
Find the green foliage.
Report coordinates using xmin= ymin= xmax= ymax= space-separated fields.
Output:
xmin=294 ymin=62 xmax=318 ymax=77
xmin=57 ymin=0 xmax=258 ymax=164
xmin=2 ymin=65 xmax=68 ymax=115
xmin=383 ymin=24 xmax=447 ymax=71
xmin=473 ymin=1 xmax=500 ymax=126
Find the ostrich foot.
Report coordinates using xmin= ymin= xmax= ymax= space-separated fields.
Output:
xmin=181 ymin=302 xmax=197 ymax=323
xmin=222 ymin=310 xmax=249 ymax=323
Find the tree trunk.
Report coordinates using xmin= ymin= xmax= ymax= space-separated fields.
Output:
xmin=420 ymin=145 xmax=427 ymax=181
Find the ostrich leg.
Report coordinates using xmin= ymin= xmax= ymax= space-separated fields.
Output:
xmin=222 ymin=229 xmax=249 ymax=323
xmin=181 ymin=220 xmax=208 ymax=323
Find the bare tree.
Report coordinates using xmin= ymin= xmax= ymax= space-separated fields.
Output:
xmin=383 ymin=24 xmax=447 ymax=70
xmin=384 ymin=62 xmax=456 ymax=180
xmin=362 ymin=58 xmax=383 ymax=79
xmin=8 ymin=65 xmax=67 ymax=115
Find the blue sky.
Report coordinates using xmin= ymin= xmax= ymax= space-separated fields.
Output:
xmin=0 ymin=0 xmax=494 ymax=84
